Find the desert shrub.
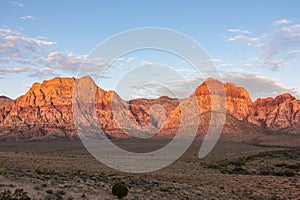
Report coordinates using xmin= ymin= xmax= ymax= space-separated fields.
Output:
xmin=0 ymin=188 xmax=31 ymax=200
xmin=35 ymin=168 xmax=42 ymax=175
xmin=44 ymin=193 xmax=62 ymax=200
xmin=159 ymin=187 xmax=171 ymax=193
xmin=259 ymin=169 xmax=272 ymax=176
xmin=275 ymin=170 xmax=295 ymax=177
xmin=46 ymin=189 xmax=53 ymax=194
xmin=231 ymin=166 xmax=249 ymax=175
xmin=44 ymin=194 xmax=52 ymax=200
xmin=0 ymin=168 xmax=7 ymax=175
xmin=112 ymin=182 xmax=128 ymax=199
xmin=286 ymin=163 xmax=300 ymax=170
xmin=54 ymin=190 xmax=65 ymax=196
xmin=259 ymin=167 xmax=296 ymax=177
xmin=41 ymin=183 xmax=47 ymax=188
xmin=274 ymin=163 xmax=287 ymax=167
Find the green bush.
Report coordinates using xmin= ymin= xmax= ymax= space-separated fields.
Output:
xmin=0 ymin=188 xmax=31 ymax=200
xmin=112 ymin=182 xmax=128 ymax=199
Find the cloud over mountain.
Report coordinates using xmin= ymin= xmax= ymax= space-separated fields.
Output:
xmin=227 ymin=19 xmax=300 ymax=71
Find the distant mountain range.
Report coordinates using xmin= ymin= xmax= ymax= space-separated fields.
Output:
xmin=0 ymin=76 xmax=300 ymax=141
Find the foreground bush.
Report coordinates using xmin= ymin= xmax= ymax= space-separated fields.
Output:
xmin=112 ymin=182 xmax=128 ymax=199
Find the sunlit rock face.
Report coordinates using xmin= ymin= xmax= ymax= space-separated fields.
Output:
xmin=253 ymin=93 xmax=300 ymax=132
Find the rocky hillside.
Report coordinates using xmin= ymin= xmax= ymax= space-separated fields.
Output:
xmin=0 ymin=76 xmax=299 ymax=140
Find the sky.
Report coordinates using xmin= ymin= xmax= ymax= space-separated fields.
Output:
xmin=0 ymin=0 xmax=300 ymax=100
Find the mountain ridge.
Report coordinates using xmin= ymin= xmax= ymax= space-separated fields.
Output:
xmin=0 ymin=76 xmax=299 ymax=140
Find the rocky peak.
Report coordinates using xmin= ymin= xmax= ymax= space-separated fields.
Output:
xmin=0 ymin=96 xmax=13 ymax=108
xmin=254 ymin=93 xmax=297 ymax=109
xmin=275 ymin=93 xmax=296 ymax=104
xmin=194 ymin=78 xmax=224 ymax=96
xmin=17 ymin=77 xmax=75 ymax=107
xmin=224 ymin=82 xmax=252 ymax=102
xmin=194 ymin=78 xmax=252 ymax=101
xmin=193 ymin=78 xmax=253 ymax=120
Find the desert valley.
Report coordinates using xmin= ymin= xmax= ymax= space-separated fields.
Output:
xmin=1 ymin=1 xmax=300 ymax=199
xmin=0 ymin=77 xmax=299 ymax=199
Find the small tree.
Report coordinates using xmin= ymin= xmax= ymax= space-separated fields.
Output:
xmin=112 ymin=182 xmax=128 ymax=199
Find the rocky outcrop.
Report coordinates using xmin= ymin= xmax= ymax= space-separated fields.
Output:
xmin=0 ymin=76 xmax=299 ymax=140
xmin=128 ymin=96 xmax=179 ymax=130
xmin=253 ymin=93 xmax=300 ymax=132
xmin=0 ymin=77 xmax=75 ymax=139
xmin=161 ymin=78 xmax=260 ymax=137
xmin=194 ymin=78 xmax=254 ymax=119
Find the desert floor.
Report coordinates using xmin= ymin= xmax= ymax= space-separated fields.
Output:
xmin=0 ymin=137 xmax=299 ymax=199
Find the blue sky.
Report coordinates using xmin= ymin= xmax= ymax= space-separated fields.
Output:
xmin=0 ymin=0 xmax=300 ymax=100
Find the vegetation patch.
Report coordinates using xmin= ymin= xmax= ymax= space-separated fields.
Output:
xmin=0 ymin=188 xmax=31 ymax=200
xmin=207 ymin=148 xmax=300 ymax=177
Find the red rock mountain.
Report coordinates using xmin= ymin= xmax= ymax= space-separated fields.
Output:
xmin=0 ymin=77 xmax=299 ymax=140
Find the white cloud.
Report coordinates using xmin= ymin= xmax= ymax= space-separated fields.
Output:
xmin=112 ymin=57 xmax=136 ymax=63
xmin=174 ymin=68 xmax=196 ymax=73
xmin=211 ymin=58 xmax=222 ymax=62
xmin=29 ymin=67 xmax=58 ymax=78
xmin=5 ymin=35 xmax=56 ymax=46
xmin=0 ymin=66 xmax=29 ymax=73
xmin=114 ymin=57 xmax=125 ymax=61
xmin=227 ymin=20 xmax=300 ymax=71
xmin=141 ymin=60 xmax=153 ymax=65
xmin=218 ymin=63 xmax=232 ymax=67
xmin=227 ymin=28 xmax=251 ymax=34
xmin=20 ymin=15 xmax=36 ymax=20
xmin=9 ymin=0 xmax=23 ymax=7
xmin=228 ymin=35 xmax=247 ymax=41
xmin=221 ymin=72 xmax=300 ymax=100
xmin=273 ymin=19 xmax=292 ymax=25
xmin=126 ymin=57 xmax=136 ymax=62
xmin=262 ymin=59 xmax=285 ymax=71
xmin=31 ymin=50 xmax=108 ymax=79
xmin=243 ymin=63 xmax=253 ymax=67
xmin=247 ymin=37 xmax=263 ymax=47
xmin=0 ymin=27 xmax=88 ymax=78
xmin=0 ymin=28 xmax=20 ymax=37
xmin=288 ymin=50 xmax=300 ymax=55
xmin=0 ymin=41 xmax=15 ymax=48
xmin=168 ymin=71 xmax=300 ymax=100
